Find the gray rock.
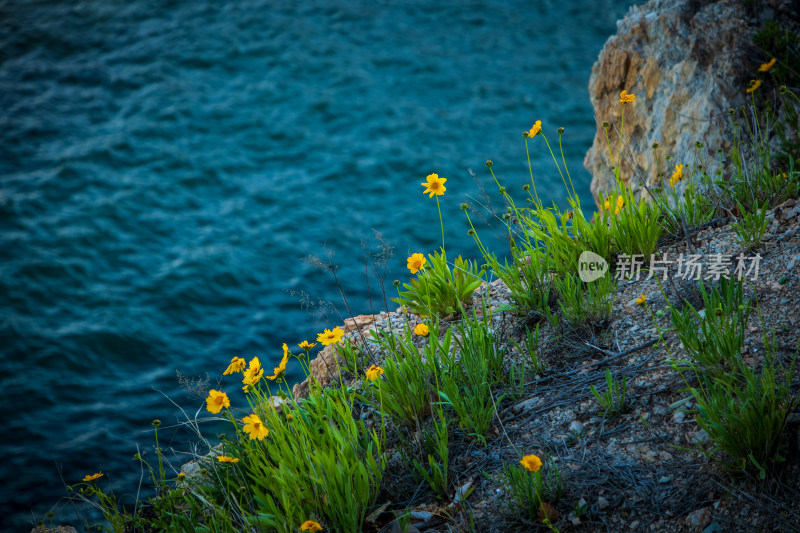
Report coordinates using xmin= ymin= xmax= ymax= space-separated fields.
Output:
xmin=569 ymin=420 xmax=585 ymax=434
xmin=685 ymin=507 xmax=713 ymax=530
xmin=598 ymin=496 xmax=610 ymax=510
xmin=703 ymin=522 xmax=724 ymax=533
xmin=672 ymin=411 xmax=686 ymax=423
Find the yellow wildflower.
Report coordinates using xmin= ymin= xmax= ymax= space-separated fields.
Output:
xmin=758 ymin=58 xmax=776 ymax=72
xmin=242 ymin=384 xmax=250 ymax=394
xmin=205 ymin=389 xmax=230 ymax=414
xmin=746 ymin=79 xmax=762 ymax=94
xmin=407 ymin=253 xmax=427 ymax=274
xmin=300 ymin=521 xmax=323 ymax=533
xmin=217 ymin=455 xmax=239 ymax=463
xmin=619 ymin=90 xmax=636 ymax=103
xmin=242 ymin=413 xmax=269 ymax=440
xmin=286 ymin=413 xmax=295 ymax=422
xmin=525 ymin=120 xmax=542 ymax=138
xmin=266 ymin=343 xmax=290 ymax=380
xmin=223 ymin=356 xmax=246 ymax=375
xmin=520 ymin=454 xmax=543 ymax=473
xmin=421 ymin=173 xmax=447 ymax=198
xmin=82 ymin=472 xmax=104 ymax=482
xmin=177 ymin=472 xmax=186 ymax=481
xmin=670 ymin=164 xmax=684 ymax=187
xmin=365 ymin=365 xmax=384 ymax=381
xmin=413 ymin=323 xmax=429 ymax=336
xmin=298 ymin=340 xmax=317 ymax=351
xmin=615 ymin=195 xmax=625 ymax=214
xmin=242 ymin=357 xmax=264 ymax=387
xmin=603 ymin=198 xmax=611 ymax=211
xmin=317 ymin=326 xmax=344 ymax=346
xmin=636 ymin=293 xmax=646 ymax=306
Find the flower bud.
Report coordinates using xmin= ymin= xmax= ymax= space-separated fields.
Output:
xmin=652 ymin=142 xmax=659 ymax=149
xmin=503 ymin=213 xmax=511 ymax=220
xmin=152 ymin=419 xmax=161 ymax=427
xmin=602 ymin=121 xmax=609 ymax=128
xmin=522 ymin=184 xmax=530 ymax=191
xmin=695 ymin=141 xmax=703 ymax=149
xmin=393 ymin=280 xmax=400 ymax=287
xmin=557 ymin=127 xmax=565 ymax=134
xmin=460 ymin=203 xmax=469 ymax=211
xmin=468 ymin=229 xmax=475 ymax=235
xmin=498 ymin=186 xmax=506 ymax=194
xmin=485 ymin=160 xmax=493 ymax=167
xmin=779 ymin=85 xmax=787 ymax=94
xmin=728 ymin=108 xmax=735 ymax=115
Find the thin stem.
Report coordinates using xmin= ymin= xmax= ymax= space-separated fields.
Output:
xmin=436 ymin=195 xmax=445 ymax=259
xmin=523 ymin=137 xmax=541 ymax=207
xmin=557 ymin=130 xmax=578 ymax=203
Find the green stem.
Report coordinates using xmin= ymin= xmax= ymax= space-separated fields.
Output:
xmin=436 ymin=195 xmax=445 ymax=260
xmin=557 ymin=131 xmax=578 ymax=204
xmin=523 ymin=137 xmax=541 ymax=207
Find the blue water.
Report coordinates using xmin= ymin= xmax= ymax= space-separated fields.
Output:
xmin=1 ymin=0 xmax=634 ymax=529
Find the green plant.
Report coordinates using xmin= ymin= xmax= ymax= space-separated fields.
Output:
xmin=500 ymin=454 xmax=563 ymax=525
xmin=732 ymin=200 xmax=769 ymax=251
xmin=394 ymin=250 xmax=483 ymax=318
xmin=408 ymin=408 xmax=451 ymax=499
xmin=239 ymin=386 xmax=384 ymax=532
xmin=686 ymin=350 xmax=797 ymax=477
xmin=512 ymin=324 xmax=546 ymax=376
xmin=487 ymin=244 xmax=553 ymax=318
xmin=367 ymin=327 xmax=445 ymax=425
xmin=554 ymin=271 xmax=616 ymax=328
xmin=590 ymin=368 xmax=629 ymax=417
xmin=669 ymin=277 xmax=752 ymax=374
xmin=607 ymin=185 xmax=663 ymax=260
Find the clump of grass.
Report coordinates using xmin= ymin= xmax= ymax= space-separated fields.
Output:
xmin=659 ymin=278 xmax=798 ymax=477
xmin=590 ymin=368 xmax=629 ymax=417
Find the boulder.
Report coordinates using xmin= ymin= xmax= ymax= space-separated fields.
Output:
xmin=584 ymin=0 xmax=797 ymax=205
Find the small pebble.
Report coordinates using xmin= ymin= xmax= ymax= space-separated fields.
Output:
xmin=659 ymin=476 xmax=671 ymax=484
xmin=569 ymin=421 xmax=584 ymax=434
xmin=672 ymin=411 xmax=686 ymax=423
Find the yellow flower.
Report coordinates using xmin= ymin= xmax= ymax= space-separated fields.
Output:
xmin=365 ymin=365 xmax=384 ymax=381
xmin=82 ymin=472 xmax=104 ymax=482
xmin=217 ymin=455 xmax=239 ymax=463
xmin=616 ymin=195 xmax=625 ymax=210
xmin=421 ymin=173 xmax=447 ymax=198
xmin=205 ymin=389 xmax=230 ymax=414
xmin=669 ymin=164 xmax=684 ymax=187
xmin=414 ymin=323 xmax=429 ymax=336
xmin=242 ymin=384 xmax=250 ymax=394
xmin=746 ymin=79 xmax=762 ymax=94
xmin=520 ymin=454 xmax=542 ymax=473
xmin=636 ymin=293 xmax=646 ymax=306
xmin=243 ymin=357 xmax=264 ymax=387
xmin=266 ymin=343 xmax=290 ymax=380
xmin=758 ymin=58 xmax=776 ymax=72
xmin=242 ymin=413 xmax=269 ymax=440
xmin=223 ymin=356 xmax=246 ymax=375
xmin=286 ymin=413 xmax=295 ymax=422
xmin=177 ymin=472 xmax=186 ymax=481
xmin=407 ymin=253 xmax=427 ymax=274
xmin=525 ymin=120 xmax=542 ymax=138
xmin=603 ymin=198 xmax=611 ymax=211
xmin=298 ymin=340 xmax=317 ymax=351
xmin=619 ymin=90 xmax=636 ymax=103
xmin=317 ymin=326 xmax=344 ymax=346
xmin=300 ymin=520 xmax=323 ymax=533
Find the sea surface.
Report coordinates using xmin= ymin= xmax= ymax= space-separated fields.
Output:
xmin=0 ymin=0 xmax=635 ymax=529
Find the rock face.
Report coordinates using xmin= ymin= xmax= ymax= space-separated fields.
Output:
xmin=583 ymin=0 xmax=792 ymax=205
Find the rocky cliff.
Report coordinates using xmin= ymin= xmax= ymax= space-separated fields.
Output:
xmin=584 ymin=0 xmax=797 ymax=205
